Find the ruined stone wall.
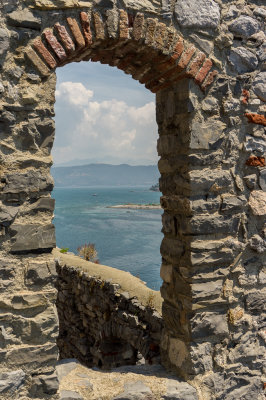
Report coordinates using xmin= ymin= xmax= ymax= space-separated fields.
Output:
xmin=56 ymin=258 xmax=163 ymax=369
xmin=0 ymin=0 xmax=265 ymax=399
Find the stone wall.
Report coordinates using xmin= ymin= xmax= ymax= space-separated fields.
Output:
xmin=55 ymin=251 xmax=163 ymax=369
xmin=0 ymin=0 xmax=265 ymax=399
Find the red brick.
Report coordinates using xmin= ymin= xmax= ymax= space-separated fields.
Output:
xmin=93 ymin=11 xmax=105 ymax=40
xmin=245 ymin=113 xmax=266 ymax=127
xmin=171 ymin=36 xmax=184 ymax=61
xmin=33 ymin=38 xmax=57 ymax=69
xmin=186 ymin=52 xmax=206 ymax=78
xmin=91 ymin=49 xmax=113 ymax=64
xmin=117 ymin=53 xmax=135 ymax=71
xmin=194 ymin=59 xmax=212 ymax=85
xmin=26 ymin=47 xmax=50 ymax=77
xmin=145 ymin=18 xmax=157 ymax=46
xmin=54 ymin=23 xmax=75 ymax=53
xmin=80 ymin=12 xmax=92 ymax=46
xmin=146 ymin=67 xmax=183 ymax=90
xmin=149 ymin=72 xmax=186 ymax=93
xmin=67 ymin=17 xmax=85 ymax=49
xmin=43 ymin=30 xmax=67 ymax=62
xmin=177 ymin=46 xmax=196 ymax=69
xmin=242 ymin=89 xmax=250 ymax=104
xmin=132 ymin=64 xmax=152 ymax=81
xmin=201 ymin=70 xmax=218 ymax=91
xmin=133 ymin=13 xmax=144 ymax=41
xmin=246 ymin=156 xmax=265 ymax=167
xmin=119 ymin=10 xmax=129 ymax=39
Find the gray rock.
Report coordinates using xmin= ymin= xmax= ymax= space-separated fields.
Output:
xmin=257 ymin=42 xmax=266 ymax=62
xmin=29 ymin=197 xmax=55 ymax=213
xmin=190 ymin=120 xmax=225 ymax=150
xmin=0 ymin=82 xmax=4 ymax=93
xmin=7 ymin=10 xmax=41 ymax=30
xmin=56 ymin=359 xmax=80 ymax=382
xmin=0 ymin=370 xmax=25 ymax=394
xmin=245 ymin=291 xmax=266 ymax=315
xmin=31 ymin=372 xmax=59 ymax=395
xmin=254 ymin=7 xmax=266 ymax=19
xmin=252 ymin=72 xmax=266 ymax=102
xmin=191 ymin=312 xmax=229 ymax=339
xmin=25 ymin=260 xmax=56 ymax=287
xmin=249 ymin=234 xmax=266 ymax=254
xmin=0 ymin=28 xmax=9 ymax=56
xmin=228 ymin=47 xmax=258 ymax=74
xmin=2 ymin=170 xmax=54 ymax=195
xmin=229 ymin=16 xmax=260 ymax=39
xmin=161 ymin=0 xmax=172 ymax=19
xmin=244 ymin=174 xmax=258 ymax=190
xmin=162 ymin=380 xmax=198 ymax=399
xmin=190 ymin=34 xmax=213 ymax=54
xmin=245 ymin=135 xmax=266 ymax=154
xmin=60 ymin=390 xmax=83 ymax=400
xmin=113 ymin=380 xmax=153 ymax=399
xmin=0 ymin=205 xmax=18 ymax=226
xmin=174 ymin=0 xmax=220 ymax=30
xmin=259 ymin=169 xmax=266 ymax=191
xmin=10 ymin=223 xmax=56 ymax=253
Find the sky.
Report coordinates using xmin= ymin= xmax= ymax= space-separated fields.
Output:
xmin=52 ymin=61 xmax=158 ymax=166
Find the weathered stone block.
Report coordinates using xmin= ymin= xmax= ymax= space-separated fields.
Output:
xmin=245 ymin=291 xmax=266 ymax=315
xmin=190 ymin=120 xmax=226 ymax=150
xmin=25 ymin=260 xmax=57 ymax=287
xmin=10 ymin=223 xmax=56 ymax=253
xmin=7 ymin=10 xmax=41 ymax=30
xmin=2 ymin=170 xmax=54 ymax=196
xmin=228 ymin=47 xmax=258 ymax=74
xmin=162 ymin=380 xmax=198 ymax=399
xmin=0 ymin=369 xmax=25 ymax=395
xmin=0 ymin=28 xmax=9 ymax=56
xmin=0 ymin=343 xmax=58 ymax=371
xmin=174 ymin=0 xmax=220 ymax=29
xmin=252 ymin=72 xmax=266 ymax=102
xmin=249 ymin=190 xmax=266 ymax=216
xmin=229 ymin=16 xmax=260 ymax=39
xmin=31 ymin=372 xmax=59 ymax=395
xmin=191 ymin=312 xmax=229 ymax=339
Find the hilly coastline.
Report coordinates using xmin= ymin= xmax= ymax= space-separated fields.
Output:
xmin=52 ymin=163 xmax=159 ymax=188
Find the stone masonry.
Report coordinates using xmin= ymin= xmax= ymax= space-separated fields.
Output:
xmin=0 ymin=0 xmax=265 ymax=399
xmin=55 ymin=254 xmax=163 ymax=370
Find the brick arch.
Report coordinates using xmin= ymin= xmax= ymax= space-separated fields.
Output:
xmin=26 ymin=9 xmax=217 ymax=93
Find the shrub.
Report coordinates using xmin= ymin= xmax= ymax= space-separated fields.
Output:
xmin=60 ymin=247 xmax=69 ymax=253
xmin=77 ymin=243 xmax=99 ymax=263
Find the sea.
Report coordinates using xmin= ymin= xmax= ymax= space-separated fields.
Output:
xmin=52 ymin=186 xmax=163 ymax=290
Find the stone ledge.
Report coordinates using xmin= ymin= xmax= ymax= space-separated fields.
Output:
xmin=53 ymin=248 xmax=163 ymax=313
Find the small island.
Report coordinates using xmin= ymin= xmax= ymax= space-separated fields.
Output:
xmin=107 ymin=204 xmax=161 ymax=209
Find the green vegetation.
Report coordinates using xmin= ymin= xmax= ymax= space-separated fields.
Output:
xmin=59 ymin=247 xmax=69 ymax=253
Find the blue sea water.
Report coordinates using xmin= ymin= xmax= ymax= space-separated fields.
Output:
xmin=52 ymin=186 xmax=163 ymax=290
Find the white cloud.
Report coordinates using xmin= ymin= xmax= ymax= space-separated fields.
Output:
xmin=53 ymin=81 xmax=158 ymax=165
xmin=55 ymin=81 xmax=94 ymax=106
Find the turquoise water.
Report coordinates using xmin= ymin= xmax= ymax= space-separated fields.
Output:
xmin=52 ymin=187 xmax=163 ymax=290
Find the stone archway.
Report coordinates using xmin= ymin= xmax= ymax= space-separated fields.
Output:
xmin=0 ymin=1 xmax=265 ymax=399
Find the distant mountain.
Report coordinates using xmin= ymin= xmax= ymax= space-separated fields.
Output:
xmin=51 ymin=163 xmax=160 ymax=188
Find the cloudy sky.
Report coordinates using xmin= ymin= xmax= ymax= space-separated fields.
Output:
xmin=53 ymin=61 xmax=158 ymax=166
